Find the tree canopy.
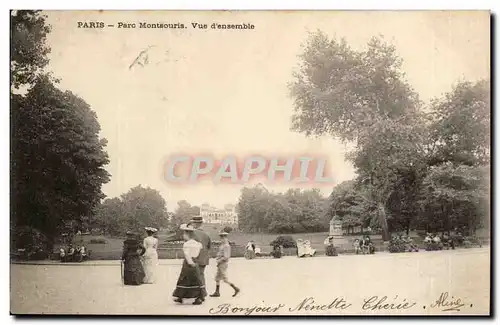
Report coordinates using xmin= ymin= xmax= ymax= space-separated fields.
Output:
xmin=291 ymin=31 xmax=490 ymax=238
xmin=236 ymin=185 xmax=328 ymax=233
xmin=11 ymin=10 xmax=110 ymax=246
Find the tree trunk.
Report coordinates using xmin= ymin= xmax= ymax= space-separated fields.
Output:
xmin=377 ymin=202 xmax=390 ymax=241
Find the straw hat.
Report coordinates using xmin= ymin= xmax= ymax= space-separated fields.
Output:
xmin=145 ymin=227 xmax=158 ymax=232
xmin=219 ymin=231 xmax=229 ymax=237
xmin=180 ymin=223 xmax=195 ymax=231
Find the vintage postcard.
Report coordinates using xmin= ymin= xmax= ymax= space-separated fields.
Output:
xmin=10 ymin=10 xmax=491 ymax=316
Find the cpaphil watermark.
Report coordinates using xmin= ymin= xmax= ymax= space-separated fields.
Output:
xmin=162 ymin=154 xmax=334 ymax=185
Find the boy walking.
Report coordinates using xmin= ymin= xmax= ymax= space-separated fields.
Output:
xmin=210 ymin=231 xmax=240 ymax=297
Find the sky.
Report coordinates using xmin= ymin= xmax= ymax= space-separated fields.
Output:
xmin=44 ymin=11 xmax=490 ymax=209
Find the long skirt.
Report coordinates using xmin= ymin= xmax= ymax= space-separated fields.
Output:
xmin=172 ymin=261 xmax=206 ymax=299
xmin=123 ymin=255 xmax=145 ymax=285
xmin=142 ymin=250 xmax=158 ymax=284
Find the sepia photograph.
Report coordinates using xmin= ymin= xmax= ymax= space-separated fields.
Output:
xmin=9 ymin=10 xmax=491 ymax=316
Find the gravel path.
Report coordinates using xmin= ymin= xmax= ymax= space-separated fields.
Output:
xmin=10 ymin=247 xmax=490 ymax=316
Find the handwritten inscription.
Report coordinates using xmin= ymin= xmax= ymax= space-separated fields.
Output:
xmin=362 ymin=295 xmax=417 ymax=311
xmin=209 ymin=303 xmax=285 ymax=316
xmin=430 ymin=292 xmax=466 ymax=312
xmin=208 ymin=294 xmax=471 ymax=315
xmin=289 ymin=297 xmax=351 ymax=312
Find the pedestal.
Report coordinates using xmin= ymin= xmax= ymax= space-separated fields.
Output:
xmin=329 ymin=219 xmax=348 ymax=251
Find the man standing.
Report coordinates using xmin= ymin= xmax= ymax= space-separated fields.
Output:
xmin=210 ymin=231 xmax=240 ymax=297
xmin=190 ymin=216 xmax=210 ymax=304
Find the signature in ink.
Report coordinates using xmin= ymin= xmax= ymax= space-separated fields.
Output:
xmin=129 ymin=45 xmax=155 ymax=70
xmin=430 ymin=292 xmax=465 ymax=312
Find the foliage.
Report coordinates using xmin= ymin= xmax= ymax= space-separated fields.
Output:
xmin=12 ymin=76 xmax=110 ymax=244
xmin=270 ymin=235 xmax=297 ymax=248
xmin=388 ymin=238 xmax=407 ymax=253
xmin=236 ymin=185 xmax=328 ymax=234
xmin=427 ymin=80 xmax=490 ymax=167
xmin=417 ymin=164 xmax=489 ymax=233
xmin=10 ymin=10 xmax=51 ymax=89
xmin=289 ymin=32 xmax=425 ymax=240
xmin=92 ymin=185 xmax=168 ymax=236
xmin=290 ymin=31 xmax=490 ymax=240
xmin=11 ymin=10 xmax=111 ymax=248
xmin=11 ymin=226 xmax=49 ymax=250
xmin=170 ymin=200 xmax=200 ymax=228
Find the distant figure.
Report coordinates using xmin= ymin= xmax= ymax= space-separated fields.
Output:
xmin=173 ymin=224 xmax=206 ymax=305
xmin=209 ymin=231 xmax=240 ymax=297
xmin=59 ymin=248 xmax=66 ymax=262
xmin=142 ymin=227 xmax=159 ymax=284
xmin=353 ymin=239 xmax=361 ymax=254
xmin=67 ymin=244 xmax=75 ymax=262
xmin=297 ymin=239 xmax=316 ymax=257
xmin=121 ymin=231 xmax=146 ymax=285
xmin=245 ymin=241 xmax=256 ymax=259
xmin=361 ymin=236 xmax=375 ymax=254
xmin=79 ymin=244 xmax=88 ymax=261
xmin=325 ymin=236 xmax=338 ymax=257
xmin=271 ymin=244 xmax=283 ymax=259
xmin=190 ymin=216 xmax=210 ymax=304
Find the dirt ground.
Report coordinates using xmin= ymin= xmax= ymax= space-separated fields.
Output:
xmin=10 ymin=247 xmax=490 ymax=316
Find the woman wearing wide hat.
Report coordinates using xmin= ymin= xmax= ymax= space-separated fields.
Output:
xmin=121 ymin=231 xmax=146 ymax=285
xmin=172 ymin=224 xmax=206 ymax=305
xmin=142 ymin=227 xmax=159 ymax=284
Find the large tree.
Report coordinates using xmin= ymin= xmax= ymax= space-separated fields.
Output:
xmin=120 ymin=185 xmax=168 ymax=233
xmin=12 ymin=77 xmax=111 ymax=243
xmin=289 ymin=32 xmax=425 ymax=240
xmin=11 ymin=10 xmax=110 ymax=246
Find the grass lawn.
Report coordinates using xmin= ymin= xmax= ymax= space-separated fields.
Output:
xmin=59 ymin=227 xmax=490 ymax=257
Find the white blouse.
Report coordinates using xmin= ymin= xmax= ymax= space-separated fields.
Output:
xmin=183 ymin=239 xmax=202 ymax=259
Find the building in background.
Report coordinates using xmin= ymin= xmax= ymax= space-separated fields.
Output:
xmin=199 ymin=203 xmax=238 ymax=225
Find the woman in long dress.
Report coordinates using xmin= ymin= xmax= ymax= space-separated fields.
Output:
xmin=172 ymin=224 xmax=206 ymax=305
xmin=121 ymin=231 xmax=146 ymax=285
xmin=142 ymin=227 xmax=159 ymax=284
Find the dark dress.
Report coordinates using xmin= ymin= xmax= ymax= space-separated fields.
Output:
xmin=172 ymin=259 xmax=206 ymax=299
xmin=122 ymin=239 xmax=146 ymax=285
xmin=173 ymin=240 xmax=207 ymax=300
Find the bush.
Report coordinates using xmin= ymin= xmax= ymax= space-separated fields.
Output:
xmin=270 ymin=235 xmax=297 ymax=248
xmin=388 ymin=239 xmax=406 ymax=253
xmin=89 ymin=238 xmax=107 ymax=244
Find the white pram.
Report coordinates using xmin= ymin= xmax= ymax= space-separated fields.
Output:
xmin=297 ymin=239 xmax=316 ymax=258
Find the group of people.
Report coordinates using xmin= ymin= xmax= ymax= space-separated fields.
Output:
xmin=121 ymin=216 xmax=240 ymax=306
xmin=121 ymin=226 xmax=160 ymax=285
xmin=59 ymin=243 xmax=88 ymax=262
xmin=423 ymin=232 xmax=455 ymax=250
xmin=353 ymin=236 xmax=376 ymax=254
